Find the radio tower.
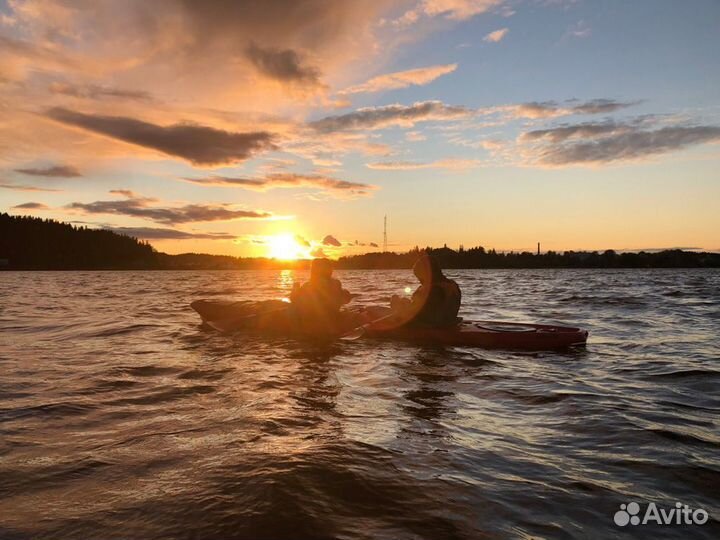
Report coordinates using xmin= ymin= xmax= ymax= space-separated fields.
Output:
xmin=383 ymin=215 xmax=388 ymax=253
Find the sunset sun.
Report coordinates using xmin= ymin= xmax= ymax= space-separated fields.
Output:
xmin=266 ymin=234 xmax=309 ymax=260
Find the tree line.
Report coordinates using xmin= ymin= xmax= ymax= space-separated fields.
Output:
xmin=2 ymin=213 xmax=718 ymax=270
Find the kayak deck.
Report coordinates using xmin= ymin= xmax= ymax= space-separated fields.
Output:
xmin=190 ymin=299 xmax=588 ymax=350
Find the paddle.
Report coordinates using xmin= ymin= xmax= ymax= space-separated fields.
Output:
xmin=339 ymin=313 xmax=398 ymax=341
xmin=206 ymin=306 xmax=289 ymax=333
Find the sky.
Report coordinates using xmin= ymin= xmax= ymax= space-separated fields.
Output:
xmin=1 ymin=0 xmax=719 ymax=258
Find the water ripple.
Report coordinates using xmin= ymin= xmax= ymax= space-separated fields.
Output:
xmin=0 ymin=268 xmax=718 ymax=539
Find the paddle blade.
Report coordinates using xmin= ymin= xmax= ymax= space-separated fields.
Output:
xmin=339 ymin=327 xmax=366 ymax=341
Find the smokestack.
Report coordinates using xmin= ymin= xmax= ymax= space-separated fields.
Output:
xmin=383 ymin=215 xmax=388 ymax=253
xmin=537 ymin=242 xmax=540 ymax=256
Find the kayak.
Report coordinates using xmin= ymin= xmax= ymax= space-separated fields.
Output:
xmin=191 ymin=299 xmax=589 ymax=350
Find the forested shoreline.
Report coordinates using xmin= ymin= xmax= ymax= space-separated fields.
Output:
xmin=2 ymin=213 xmax=719 ymax=270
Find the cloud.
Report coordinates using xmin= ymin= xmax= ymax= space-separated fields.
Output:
xmin=322 ymin=235 xmax=341 ymax=246
xmin=1 ymin=1 xmax=393 ymax=96
xmin=340 ymin=64 xmax=457 ymax=95
xmin=521 ymin=121 xmax=631 ymax=142
xmin=106 ymin=227 xmax=235 ymax=240
xmin=183 ymin=172 xmax=377 ymax=198
xmin=0 ymin=35 xmax=74 ymax=83
xmin=48 ymin=82 xmax=153 ymax=102
xmin=15 ymin=164 xmax=82 ymax=177
xmin=366 ymin=158 xmax=480 ymax=170
xmin=529 ymin=123 xmax=720 ymax=165
xmin=295 ymin=235 xmax=311 ymax=247
xmin=0 ymin=183 xmax=62 ymax=192
xmin=12 ymin=202 xmax=49 ymax=210
xmin=310 ymin=101 xmax=472 ymax=132
xmin=399 ymin=0 xmax=505 ymax=23
xmin=66 ymin=191 xmax=274 ymax=225
xmin=509 ymin=99 xmax=638 ymax=119
xmin=483 ymin=28 xmax=508 ymax=42
xmin=46 ymin=108 xmax=276 ymax=165
xmin=566 ymin=20 xmax=591 ymax=39
xmin=405 ymin=131 xmax=427 ymax=141
xmin=108 ymin=189 xmax=138 ymax=198
xmin=310 ymin=247 xmax=327 ymax=258
xmin=570 ymin=98 xmax=639 ymax=115
xmin=245 ymin=42 xmax=323 ymax=88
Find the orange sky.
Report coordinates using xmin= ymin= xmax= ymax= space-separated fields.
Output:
xmin=1 ymin=0 xmax=719 ymax=257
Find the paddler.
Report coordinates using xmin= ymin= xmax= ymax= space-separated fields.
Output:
xmin=290 ymin=258 xmax=352 ymax=333
xmin=390 ymin=253 xmax=461 ymax=327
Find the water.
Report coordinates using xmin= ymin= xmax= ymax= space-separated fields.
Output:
xmin=0 ymin=269 xmax=718 ymax=539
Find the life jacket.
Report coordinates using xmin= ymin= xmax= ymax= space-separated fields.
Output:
xmin=409 ymin=279 xmax=461 ymax=327
xmin=290 ymin=277 xmax=346 ymax=334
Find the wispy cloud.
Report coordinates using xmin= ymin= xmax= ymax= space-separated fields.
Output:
xmin=12 ymin=202 xmax=49 ymax=210
xmin=521 ymin=120 xmax=631 ymax=142
xmin=49 ymin=82 xmax=152 ymax=102
xmin=183 ymin=173 xmax=377 ymax=198
xmin=107 ymin=227 xmax=236 ymax=240
xmin=67 ymin=191 xmax=276 ymax=225
xmin=46 ymin=108 xmax=276 ymax=166
xmin=366 ymin=158 xmax=480 ymax=170
xmin=566 ymin=20 xmax=591 ymax=39
xmin=0 ymin=183 xmax=62 ymax=192
xmin=15 ymin=164 xmax=82 ymax=177
xmin=340 ymin=64 xmax=457 ymax=95
xmin=310 ymin=101 xmax=472 ymax=132
xmin=245 ymin=42 xmax=324 ymax=89
xmin=525 ymin=122 xmax=720 ymax=165
xmin=405 ymin=131 xmax=427 ymax=141
xmin=483 ymin=28 xmax=509 ymax=43
xmin=398 ymin=0 xmax=505 ymax=24
xmin=508 ymin=99 xmax=638 ymax=118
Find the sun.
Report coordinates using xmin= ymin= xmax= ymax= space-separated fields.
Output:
xmin=267 ymin=234 xmax=309 ymax=260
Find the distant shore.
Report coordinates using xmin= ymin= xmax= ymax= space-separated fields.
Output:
xmin=2 ymin=213 xmax=719 ymax=270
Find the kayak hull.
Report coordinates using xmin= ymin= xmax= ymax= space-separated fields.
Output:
xmin=190 ymin=300 xmax=588 ymax=350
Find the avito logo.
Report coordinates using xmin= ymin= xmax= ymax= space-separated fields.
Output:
xmin=614 ymin=502 xmax=709 ymax=527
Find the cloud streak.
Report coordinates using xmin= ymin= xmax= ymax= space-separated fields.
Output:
xmin=483 ymin=28 xmax=508 ymax=42
xmin=0 ymin=183 xmax=62 ymax=192
xmin=12 ymin=202 xmax=49 ymax=210
xmin=366 ymin=158 xmax=480 ymax=170
xmin=49 ymin=82 xmax=152 ymax=102
xmin=398 ymin=0 xmax=505 ymax=24
xmin=521 ymin=121 xmax=631 ymax=142
xmin=15 ymin=164 xmax=82 ymax=177
xmin=509 ymin=99 xmax=638 ymax=119
xmin=528 ymin=123 xmax=720 ymax=165
xmin=340 ymin=64 xmax=457 ymax=95
xmin=107 ymin=227 xmax=236 ymax=240
xmin=67 ymin=192 xmax=275 ymax=225
xmin=310 ymin=100 xmax=472 ymax=132
xmin=183 ymin=172 xmax=376 ymax=198
xmin=46 ymin=108 xmax=276 ymax=165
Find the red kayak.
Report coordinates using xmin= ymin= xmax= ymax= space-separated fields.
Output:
xmin=190 ymin=300 xmax=588 ymax=350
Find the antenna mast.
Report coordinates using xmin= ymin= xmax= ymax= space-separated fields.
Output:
xmin=383 ymin=215 xmax=388 ymax=253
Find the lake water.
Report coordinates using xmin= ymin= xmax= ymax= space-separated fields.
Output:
xmin=0 ymin=269 xmax=718 ymax=539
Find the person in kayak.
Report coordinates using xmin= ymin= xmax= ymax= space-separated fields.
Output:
xmin=390 ymin=254 xmax=461 ymax=327
xmin=290 ymin=257 xmax=352 ymax=333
